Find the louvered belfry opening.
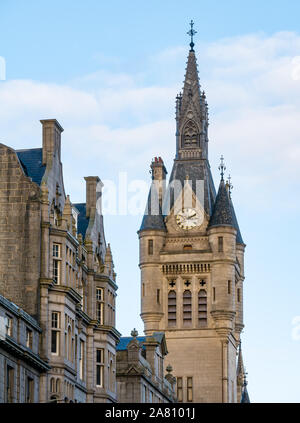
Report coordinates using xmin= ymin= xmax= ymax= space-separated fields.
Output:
xmin=183 ymin=290 xmax=192 ymax=326
xmin=168 ymin=290 xmax=177 ymax=327
xmin=198 ymin=289 xmax=207 ymax=327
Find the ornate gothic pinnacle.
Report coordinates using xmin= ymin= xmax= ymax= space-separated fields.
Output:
xmin=166 ymin=364 xmax=173 ymax=373
xmin=131 ymin=328 xmax=138 ymax=338
xmin=218 ymin=155 xmax=226 ymax=181
xmin=226 ymin=174 xmax=233 ymax=197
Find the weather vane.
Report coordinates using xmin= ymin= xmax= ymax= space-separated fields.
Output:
xmin=218 ymin=155 xmax=226 ymax=181
xmin=187 ymin=20 xmax=197 ymax=51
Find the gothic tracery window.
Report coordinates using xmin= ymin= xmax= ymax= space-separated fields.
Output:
xmin=182 ymin=120 xmax=199 ymax=148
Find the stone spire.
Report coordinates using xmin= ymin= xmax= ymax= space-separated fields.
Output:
xmin=180 ymin=49 xmax=202 ymax=121
xmin=166 ymin=32 xmax=215 ymax=217
xmin=62 ymin=194 xmax=72 ymax=231
xmin=175 ymin=22 xmax=209 ymax=160
xmin=104 ymin=243 xmax=114 ymax=278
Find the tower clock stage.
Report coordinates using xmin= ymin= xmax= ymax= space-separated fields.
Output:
xmin=138 ymin=22 xmax=248 ymax=403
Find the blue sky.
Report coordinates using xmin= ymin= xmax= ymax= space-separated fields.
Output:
xmin=1 ymin=0 xmax=300 ymax=403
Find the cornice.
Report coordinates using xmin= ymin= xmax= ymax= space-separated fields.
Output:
xmin=0 ymin=337 xmax=50 ymax=372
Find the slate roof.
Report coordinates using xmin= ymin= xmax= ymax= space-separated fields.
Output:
xmin=74 ymin=203 xmax=89 ymax=239
xmin=166 ymin=159 xmax=216 ymax=217
xmin=208 ymin=179 xmax=244 ymax=244
xmin=139 ymin=184 xmax=166 ymax=231
xmin=241 ymin=384 xmax=250 ymax=403
xmin=116 ymin=336 xmax=146 ymax=351
xmin=208 ymin=179 xmax=235 ymax=228
xmin=0 ymin=294 xmax=42 ymax=332
xmin=230 ymin=197 xmax=244 ymax=244
xmin=117 ymin=333 xmax=165 ymax=351
xmin=16 ymin=148 xmax=46 ymax=185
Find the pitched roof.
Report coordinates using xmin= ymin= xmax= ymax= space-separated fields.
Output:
xmin=230 ymin=197 xmax=244 ymax=244
xmin=117 ymin=336 xmax=146 ymax=351
xmin=74 ymin=203 xmax=89 ymax=238
xmin=117 ymin=333 xmax=166 ymax=351
xmin=165 ymin=159 xmax=216 ymax=217
xmin=241 ymin=384 xmax=250 ymax=403
xmin=139 ymin=183 xmax=166 ymax=231
xmin=208 ymin=179 xmax=235 ymax=228
xmin=16 ymin=148 xmax=46 ymax=185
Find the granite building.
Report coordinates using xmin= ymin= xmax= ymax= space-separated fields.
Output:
xmin=116 ymin=329 xmax=176 ymax=403
xmin=138 ymin=31 xmax=249 ymax=402
xmin=0 ymin=294 xmax=50 ymax=402
xmin=0 ymin=119 xmax=120 ymax=402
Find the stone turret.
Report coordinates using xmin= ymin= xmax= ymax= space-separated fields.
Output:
xmin=208 ymin=177 xmax=237 ymax=335
xmin=138 ymin=161 xmax=167 ymax=334
xmin=150 ymin=157 xmax=167 ymax=209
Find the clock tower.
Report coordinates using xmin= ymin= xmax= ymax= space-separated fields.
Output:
xmin=138 ymin=23 xmax=248 ymax=403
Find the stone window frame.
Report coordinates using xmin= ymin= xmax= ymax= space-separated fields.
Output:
xmin=96 ymin=287 xmax=104 ymax=325
xmin=96 ymin=348 xmax=104 ymax=388
xmin=177 ymin=376 xmax=183 ymax=402
xmin=25 ymin=375 xmax=34 ymax=403
xmin=5 ymin=364 xmax=15 ymax=403
xmin=26 ymin=327 xmax=33 ymax=349
xmin=198 ymin=289 xmax=208 ymax=327
xmin=79 ymin=339 xmax=85 ymax=381
xmin=51 ymin=311 xmax=61 ymax=355
xmin=5 ymin=314 xmax=13 ymax=337
xmin=182 ymin=289 xmax=192 ymax=326
xmin=181 ymin=119 xmax=200 ymax=149
xmin=187 ymin=376 xmax=193 ymax=402
xmin=167 ymin=290 xmax=177 ymax=327
xmin=52 ymin=242 xmax=62 ymax=285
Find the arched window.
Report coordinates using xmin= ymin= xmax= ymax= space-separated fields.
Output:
xmin=56 ymin=379 xmax=61 ymax=393
xmin=68 ymin=326 xmax=72 ymax=361
xmin=109 ymin=359 xmax=114 ymax=391
xmin=182 ymin=120 xmax=199 ymax=148
xmin=168 ymin=290 xmax=176 ymax=327
xmin=50 ymin=377 xmax=55 ymax=393
xmin=183 ymin=290 xmax=192 ymax=326
xmin=198 ymin=289 xmax=207 ymax=327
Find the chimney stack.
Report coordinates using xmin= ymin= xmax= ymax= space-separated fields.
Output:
xmin=150 ymin=157 xmax=167 ymax=208
xmin=84 ymin=176 xmax=103 ymax=218
xmin=40 ymin=119 xmax=64 ymax=165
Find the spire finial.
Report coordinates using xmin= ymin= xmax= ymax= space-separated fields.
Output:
xmin=218 ymin=155 xmax=226 ymax=181
xmin=226 ymin=174 xmax=233 ymax=197
xmin=187 ymin=20 xmax=197 ymax=51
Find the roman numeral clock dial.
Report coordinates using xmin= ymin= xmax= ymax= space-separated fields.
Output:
xmin=176 ymin=208 xmax=201 ymax=230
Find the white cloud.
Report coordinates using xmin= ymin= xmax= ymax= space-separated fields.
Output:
xmin=1 ymin=30 xmax=300 ymax=211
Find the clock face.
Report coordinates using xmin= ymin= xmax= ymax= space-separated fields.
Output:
xmin=176 ymin=208 xmax=201 ymax=230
